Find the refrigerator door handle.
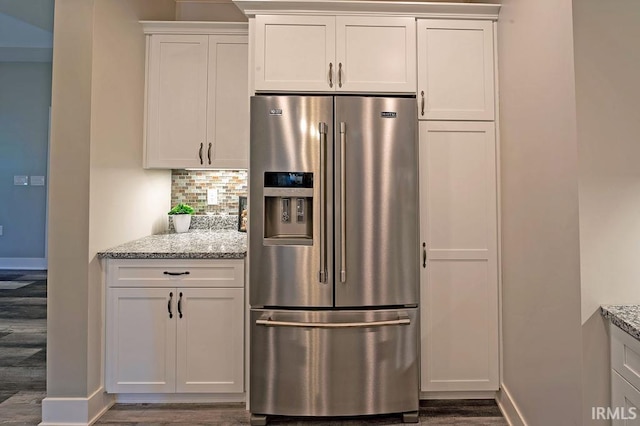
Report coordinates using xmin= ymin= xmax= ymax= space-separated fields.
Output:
xmin=256 ymin=313 xmax=411 ymax=329
xmin=340 ymin=122 xmax=347 ymax=283
xmin=319 ymin=122 xmax=328 ymax=283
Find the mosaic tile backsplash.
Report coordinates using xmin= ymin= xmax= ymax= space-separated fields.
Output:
xmin=171 ymin=170 xmax=247 ymax=215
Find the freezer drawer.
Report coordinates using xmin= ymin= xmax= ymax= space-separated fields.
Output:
xmin=250 ymin=308 xmax=419 ymax=417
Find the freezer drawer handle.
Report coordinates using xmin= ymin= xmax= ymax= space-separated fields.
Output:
xmin=256 ymin=315 xmax=410 ymax=329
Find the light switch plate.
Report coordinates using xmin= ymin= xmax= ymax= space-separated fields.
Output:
xmin=13 ymin=175 xmax=28 ymax=186
xmin=30 ymin=176 xmax=45 ymax=186
xmin=207 ymin=188 xmax=219 ymax=205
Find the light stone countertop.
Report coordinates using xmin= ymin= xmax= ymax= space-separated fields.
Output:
xmin=601 ymin=305 xmax=640 ymax=341
xmin=97 ymin=230 xmax=247 ymax=260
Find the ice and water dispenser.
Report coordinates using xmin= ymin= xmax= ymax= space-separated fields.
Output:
xmin=263 ymin=172 xmax=313 ymax=245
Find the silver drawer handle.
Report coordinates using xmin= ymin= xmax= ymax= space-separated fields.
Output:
xmin=256 ymin=316 xmax=410 ymax=329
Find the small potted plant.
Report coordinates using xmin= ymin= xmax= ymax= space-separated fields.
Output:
xmin=168 ymin=203 xmax=195 ymax=233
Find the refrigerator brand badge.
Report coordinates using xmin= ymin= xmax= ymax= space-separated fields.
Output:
xmin=381 ymin=112 xmax=397 ymax=118
xmin=269 ymin=109 xmax=283 ymax=116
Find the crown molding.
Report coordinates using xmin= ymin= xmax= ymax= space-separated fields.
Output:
xmin=232 ymin=0 xmax=500 ymax=20
xmin=140 ymin=21 xmax=248 ymax=35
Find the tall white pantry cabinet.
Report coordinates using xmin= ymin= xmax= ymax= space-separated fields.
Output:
xmin=417 ymin=19 xmax=500 ymax=393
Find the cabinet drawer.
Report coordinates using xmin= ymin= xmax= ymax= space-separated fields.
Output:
xmin=612 ymin=324 xmax=640 ymax=392
xmin=106 ymin=259 xmax=244 ymax=288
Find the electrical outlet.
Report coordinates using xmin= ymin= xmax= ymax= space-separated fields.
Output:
xmin=207 ymin=188 xmax=219 ymax=205
xmin=0 ymin=225 xmax=3 ymax=236
xmin=13 ymin=175 xmax=28 ymax=186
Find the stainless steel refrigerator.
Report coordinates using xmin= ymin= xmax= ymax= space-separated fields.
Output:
xmin=249 ymin=96 xmax=419 ymax=424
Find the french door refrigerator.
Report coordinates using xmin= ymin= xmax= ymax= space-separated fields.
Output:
xmin=249 ymin=95 xmax=419 ymax=423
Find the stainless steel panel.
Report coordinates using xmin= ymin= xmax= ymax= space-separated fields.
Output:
xmin=249 ymin=96 xmax=334 ymax=307
xmin=334 ymin=97 xmax=419 ymax=307
xmin=250 ymin=308 xmax=419 ymax=417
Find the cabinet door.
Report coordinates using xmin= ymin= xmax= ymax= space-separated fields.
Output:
xmin=336 ymin=17 xmax=416 ymax=93
xmin=417 ymin=20 xmax=494 ymax=120
xmin=176 ymin=288 xmax=244 ymax=393
xmin=106 ymin=288 xmax=176 ymax=393
xmin=419 ymin=121 xmax=498 ymax=392
xmin=207 ymin=35 xmax=249 ymax=169
xmin=146 ymin=35 xmax=209 ymax=168
xmin=612 ymin=370 xmax=640 ymax=425
xmin=254 ymin=15 xmax=335 ymax=92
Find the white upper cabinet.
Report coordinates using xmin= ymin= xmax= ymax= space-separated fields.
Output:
xmin=206 ymin=36 xmax=249 ymax=168
xmin=417 ymin=19 xmax=495 ymax=120
xmin=254 ymin=15 xmax=416 ymax=93
xmin=143 ymin=23 xmax=249 ymax=169
xmin=255 ymin=15 xmax=335 ymax=92
xmin=336 ymin=17 xmax=416 ymax=93
xmin=146 ymin=34 xmax=209 ymax=169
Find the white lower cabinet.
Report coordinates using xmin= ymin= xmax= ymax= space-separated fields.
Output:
xmin=105 ymin=259 xmax=244 ymax=394
xmin=611 ymin=324 xmax=640 ymax=425
xmin=419 ymin=121 xmax=499 ymax=392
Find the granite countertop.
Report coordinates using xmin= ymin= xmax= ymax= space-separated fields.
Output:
xmin=601 ymin=305 xmax=640 ymax=341
xmin=97 ymin=230 xmax=247 ymax=260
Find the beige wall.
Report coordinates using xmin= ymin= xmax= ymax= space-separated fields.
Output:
xmin=46 ymin=0 xmax=174 ymax=419
xmin=47 ymin=0 xmax=95 ymax=397
xmin=497 ymin=0 xmax=583 ymax=424
xmin=176 ymin=0 xmax=248 ymax=21
xmin=573 ymin=0 xmax=640 ymax=423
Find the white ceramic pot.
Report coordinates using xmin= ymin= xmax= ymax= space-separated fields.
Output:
xmin=172 ymin=214 xmax=191 ymax=233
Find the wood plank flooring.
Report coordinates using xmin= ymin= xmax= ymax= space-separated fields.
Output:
xmin=0 ymin=270 xmax=507 ymax=425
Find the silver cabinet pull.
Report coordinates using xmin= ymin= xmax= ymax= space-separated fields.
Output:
xmin=318 ymin=122 xmax=328 ymax=283
xmin=198 ymin=143 xmax=204 ymax=165
xmin=207 ymin=143 xmax=212 ymax=165
xmin=338 ymin=63 xmax=343 ymax=88
xmin=339 ymin=122 xmax=347 ymax=283
xmin=329 ymin=63 xmax=334 ymax=88
xmin=422 ymin=242 xmax=427 ymax=268
xmin=420 ymin=91 xmax=425 ymax=116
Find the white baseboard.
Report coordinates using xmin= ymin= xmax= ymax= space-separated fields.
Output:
xmin=420 ymin=390 xmax=497 ymax=400
xmin=115 ymin=393 xmax=245 ymax=404
xmin=40 ymin=388 xmax=115 ymax=426
xmin=0 ymin=257 xmax=47 ymax=270
xmin=496 ymin=385 xmax=527 ymax=426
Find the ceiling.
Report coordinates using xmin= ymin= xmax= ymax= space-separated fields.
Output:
xmin=0 ymin=0 xmax=53 ymax=62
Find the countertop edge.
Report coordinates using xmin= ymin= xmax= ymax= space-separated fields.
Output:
xmin=601 ymin=305 xmax=640 ymax=342
xmin=95 ymin=230 xmax=247 ymax=260
xmin=97 ymin=252 xmax=247 ymax=260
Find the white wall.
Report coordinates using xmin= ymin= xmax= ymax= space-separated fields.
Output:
xmin=0 ymin=62 xmax=51 ymax=267
xmin=497 ymin=0 xmax=583 ymax=424
xmin=573 ymin=0 xmax=640 ymax=423
xmin=44 ymin=0 xmax=174 ymax=423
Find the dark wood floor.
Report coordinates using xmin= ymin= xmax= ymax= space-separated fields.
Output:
xmin=0 ymin=270 xmax=507 ymax=425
